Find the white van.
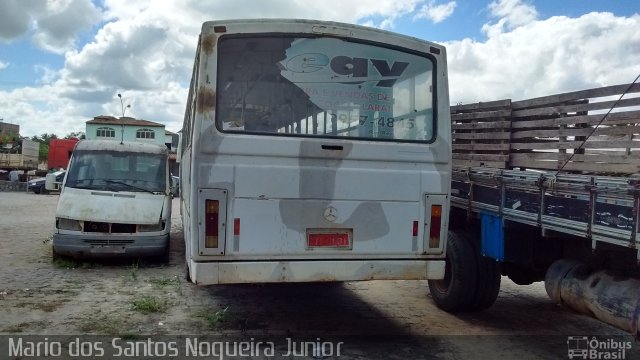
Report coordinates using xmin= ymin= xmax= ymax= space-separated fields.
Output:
xmin=53 ymin=140 xmax=171 ymax=259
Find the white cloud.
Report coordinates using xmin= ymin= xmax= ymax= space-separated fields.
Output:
xmin=32 ymin=0 xmax=102 ymax=54
xmin=447 ymin=12 xmax=640 ymax=104
xmin=35 ymin=64 xmax=58 ymax=84
xmin=61 ymin=21 xmax=173 ymax=91
xmin=415 ymin=1 xmax=457 ymax=24
xmin=0 ymin=0 xmax=46 ymax=41
xmin=482 ymin=0 xmax=538 ymax=37
xmin=0 ymin=61 xmax=8 ymax=70
xmin=0 ymin=85 xmax=90 ymax=137
xmin=0 ymin=0 xmax=101 ymax=54
xmin=102 ymin=0 xmax=424 ymax=31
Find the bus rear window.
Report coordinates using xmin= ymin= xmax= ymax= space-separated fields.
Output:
xmin=216 ymin=36 xmax=436 ymax=143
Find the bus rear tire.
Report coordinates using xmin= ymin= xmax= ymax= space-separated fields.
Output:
xmin=428 ymin=231 xmax=478 ymax=312
xmin=185 ymin=261 xmax=192 ymax=283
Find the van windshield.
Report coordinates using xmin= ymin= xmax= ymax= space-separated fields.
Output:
xmin=65 ymin=150 xmax=167 ymax=193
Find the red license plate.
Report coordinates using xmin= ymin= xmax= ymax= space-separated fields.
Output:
xmin=307 ymin=232 xmax=351 ymax=248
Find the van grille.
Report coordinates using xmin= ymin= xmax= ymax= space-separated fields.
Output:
xmin=112 ymin=223 xmax=136 ymax=233
xmin=84 ymin=221 xmax=109 ymax=233
xmin=83 ymin=222 xmax=137 ymax=233
xmin=84 ymin=239 xmax=135 ymax=245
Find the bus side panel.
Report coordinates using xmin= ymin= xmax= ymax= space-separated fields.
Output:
xmin=181 ymin=145 xmax=194 ymax=264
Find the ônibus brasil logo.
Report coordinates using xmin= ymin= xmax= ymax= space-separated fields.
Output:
xmin=567 ymin=336 xmax=633 ymax=359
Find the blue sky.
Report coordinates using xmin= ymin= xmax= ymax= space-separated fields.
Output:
xmin=397 ymin=1 xmax=637 ymax=41
xmin=0 ymin=0 xmax=638 ymax=137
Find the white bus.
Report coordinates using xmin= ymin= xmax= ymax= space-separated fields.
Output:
xmin=180 ymin=19 xmax=451 ymax=285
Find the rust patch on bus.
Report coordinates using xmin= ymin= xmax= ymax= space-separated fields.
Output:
xmin=202 ymin=34 xmax=217 ymax=55
xmin=196 ymin=86 xmax=216 ymax=114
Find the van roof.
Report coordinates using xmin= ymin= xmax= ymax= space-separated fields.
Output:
xmin=75 ymin=140 xmax=167 ymax=154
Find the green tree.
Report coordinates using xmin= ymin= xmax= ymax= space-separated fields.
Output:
xmin=0 ymin=132 xmax=18 ymax=146
xmin=38 ymin=143 xmax=49 ymax=162
xmin=31 ymin=133 xmax=58 ymax=162
xmin=64 ymin=131 xmax=86 ymax=140
xmin=31 ymin=133 xmax=58 ymax=145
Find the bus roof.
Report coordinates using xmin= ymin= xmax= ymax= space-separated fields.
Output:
xmin=200 ymin=19 xmax=445 ymax=52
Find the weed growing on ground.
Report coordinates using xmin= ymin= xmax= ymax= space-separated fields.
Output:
xmin=78 ymin=313 xmax=125 ymax=334
xmin=198 ymin=306 xmax=229 ymax=329
xmin=131 ymin=295 xmax=168 ymax=313
xmin=150 ymin=276 xmax=180 ymax=288
xmin=128 ymin=261 xmax=139 ymax=281
xmin=149 ymin=275 xmax=182 ymax=295
xmin=52 ymin=256 xmax=78 ymax=269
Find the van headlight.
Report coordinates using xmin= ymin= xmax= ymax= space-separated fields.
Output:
xmin=57 ymin=218 xmax=82 ymax=231
xmin=138 ymin=222 xmax=164 ymax=232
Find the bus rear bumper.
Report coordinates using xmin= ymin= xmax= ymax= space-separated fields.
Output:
xmin=188 ymin=259 xmax=445 ymax=285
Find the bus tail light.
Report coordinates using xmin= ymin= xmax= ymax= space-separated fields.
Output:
xmin=234 ymin=218 xmax=240 ymax=236
xmin=205 ymin=200 xmax=219 ymax=248
xmin=429 ymin=205 xmax=442 ymax=249
xmin=199 ymin=189 xmax=227 ymax=255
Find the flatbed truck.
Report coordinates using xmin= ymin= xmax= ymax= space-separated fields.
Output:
xmin=429 ymin=82 xmax=640 ymax=338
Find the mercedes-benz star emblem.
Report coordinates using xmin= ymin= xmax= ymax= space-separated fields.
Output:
xmin=324 ymin=206 xmax=338 ymax=222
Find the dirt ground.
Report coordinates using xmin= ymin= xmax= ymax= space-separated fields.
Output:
xmin=0 ymin=191 xmax=637 ymax=359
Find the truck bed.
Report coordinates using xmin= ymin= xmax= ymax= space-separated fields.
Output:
xmin=450 ymin=82 xmax=640 ymax=258
xmin=451 ymin=166 xmax=639 ymax=251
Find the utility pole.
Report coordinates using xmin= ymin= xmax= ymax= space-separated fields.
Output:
xmin=117 ymin=94 xmax=131 ymax=144
xmin=117 ymin=94 xmax=131 ymax=117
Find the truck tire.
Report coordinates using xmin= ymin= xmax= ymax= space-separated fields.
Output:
xmin=454 ymin=230 xmax=501 ymax=311
xmin=428 ymin=231 xmax=478 ymax=312
xmin=469 ymin=240 xmax=501 ymax=311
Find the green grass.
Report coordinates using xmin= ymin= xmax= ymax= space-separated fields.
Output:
xmin=198 ymin=307 xmax=229 ymax=329
xmin=78 ymin=313 xmax=124 ymax=335
xmin=3 ymin=320 xmax=50 ymax=333
xmin=3 ymin=324 xmax=25 ymax=333
xmin=33 ymin=300 xmax=68 ymax=312
xmin=150 ymin=275 xmax=182 ymax=295
xmin=128 ymin=262 xmax=139 ymax=281
xmin=149 ymin=276 xmax=180 ymax=288
xmin=52 ymin=254 xmax=100 ymax=270
xmin=52 ymin=256 xmax=78 ymax=269
xmin=130 ymin=295 xmax=167 ymax=313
